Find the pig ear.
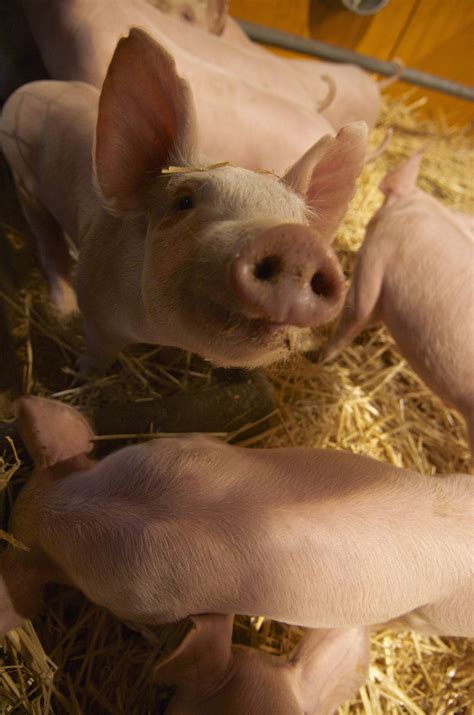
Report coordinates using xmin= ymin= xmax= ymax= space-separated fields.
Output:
xmin=94 ymin=27 xmax=197 ymax=214
xmin=288 ymin=627 xmax=370 ymax=714
xmin=207 ymin=0 xmax=228 ymax=34
xmin=284 ymin=122 xmax=368 ymax=243
xmin=380 ymin=150 xmax=423 ymax=202
xmin=154 ymin=614 xmax=234 ymax=693
xmin=15 ymin=396 xmax=93 ymax=469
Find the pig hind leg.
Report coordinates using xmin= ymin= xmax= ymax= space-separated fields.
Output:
xmin=323 ymin=254 xmax=383 ymax=362
xmin=0 ymin=549 xmax=44 ymax=637
xmin=18 ymin=193 xmax=78 ymax=315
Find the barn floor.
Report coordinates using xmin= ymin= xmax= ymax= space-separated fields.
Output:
xmin=0 ymin=94 xmax=473 ymax=713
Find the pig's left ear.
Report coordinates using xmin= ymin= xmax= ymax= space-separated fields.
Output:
xmin=94 ymin=28 xmax=197 ymax=215
xmin=14 ymin=396 xmax=94 ymax=469
xmin=284 ymin=122 xmax=368 ymax=243
xmin=207 ymin=0 xmax=228 ymax=34
xmin=288 ymin=627 xmax=370 ymax=714
xmin=154 ymin=614 xmax=234 ymax=695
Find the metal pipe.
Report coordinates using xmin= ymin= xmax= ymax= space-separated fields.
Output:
xmin=339 ymin=0 xmax=390 ymax=16
xmin=237 ymin=20 xmax=474 ymax=102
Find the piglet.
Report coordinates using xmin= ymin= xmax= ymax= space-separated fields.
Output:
xmin=323 ymin=152 xmax=474 ymax=450
xmin=1 ymin=397 xmax=472 ymax=640
xmin=1 ymin=29 xmax=366 ymax=370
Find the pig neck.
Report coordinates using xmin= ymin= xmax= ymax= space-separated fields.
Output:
xmin=78 ymin=211 xmax=153 ymax=341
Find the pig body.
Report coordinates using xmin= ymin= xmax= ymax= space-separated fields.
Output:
xmin=2 ymin=397 xmax=472 ymax=640
xmin=142 ymin=0 xmax=395 ymax=131
xmin=287 ymin=59 xmax=384 ymax=131
xmin=324 ymin=153 xmax=474 ymax=450
xmin=20 ymin=0 xmax=335 ymax=170
xmin=1 ymin=30 xmax=367 ymax=370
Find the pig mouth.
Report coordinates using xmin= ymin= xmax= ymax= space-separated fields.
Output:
xmin=204 ymin=300 xmax=292 ymax=346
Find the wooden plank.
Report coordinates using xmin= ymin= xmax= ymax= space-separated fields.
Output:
xmin=308 ymin=0 xmax=416 ymax=60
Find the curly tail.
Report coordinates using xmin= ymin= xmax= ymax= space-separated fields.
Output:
xmin=316 ymin=74 xmax=337 ymax=112
xmin=377 ymin=58 xmax=405 ymax=90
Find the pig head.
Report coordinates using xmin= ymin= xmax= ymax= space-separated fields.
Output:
xmin=323 ymin=151 xmax=474 ymax=451
xmin=154 ymin=615 xmax=370 ymax=715
xmin=1 ymin=29 xmax=369 ymax=370
xmin=1 ymin=397 xmax=472 ymax=640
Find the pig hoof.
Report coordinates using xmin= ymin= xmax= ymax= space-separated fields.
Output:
xmin=51 ymin=280 xmax=79 ymax=317
xmin=76 ymin=352 xmax=106 ymax=376
xmin=304 ymin=348 xmax=322 ymax=363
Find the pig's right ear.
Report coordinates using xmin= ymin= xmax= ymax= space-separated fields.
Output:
xmin=15 ymin=396 xmax=93 ymax=469
xmin=94 ymin=28 xmax=197 ymax=214
xmin=154 ymin=614 xmax=234 ymax=694
xmin=379 ymin=150 xmax=423 ymax=203
xmin=283 ymin=122 xmax=368 ymax=243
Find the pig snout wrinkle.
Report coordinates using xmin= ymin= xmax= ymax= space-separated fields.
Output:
xmin=230 ymin=224 xmax=345 ymax=327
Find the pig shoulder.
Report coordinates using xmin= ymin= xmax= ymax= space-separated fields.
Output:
xmin=34 ymin=437 xmax=254 ymax=620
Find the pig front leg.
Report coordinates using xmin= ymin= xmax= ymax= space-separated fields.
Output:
xmin=381 ymin=578 xmax=474 ymax=637
xmin=17 ymin=192 xmax=78 ymax=315
xmin=323 ymin=251 xmax=384 ymax=362
xmin=77 ymin=318 xmax=127 ymax=374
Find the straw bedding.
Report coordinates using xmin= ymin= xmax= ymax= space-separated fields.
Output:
xmin=0 ymin=94 xmax=473 ymax=713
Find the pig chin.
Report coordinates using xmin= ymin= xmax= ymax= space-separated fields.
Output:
xmin=182 ymin=300 xmax=303 ymax=367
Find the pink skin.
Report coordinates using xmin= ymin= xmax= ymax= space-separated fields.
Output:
xmin=323 ymin=152 xmax=474 ymax=451
xmin=1 ymin=30 xmax=368 ymax=370
xmin=147 ymin=0 xmax=228 ymax=35
xmin=1 ymin=397 xmax=472 ymax=643
xmin=154 ymin=616 xmax=370 ymax=714
xmin=20 ymin=0 xmax=336 ymax=171
xmin=145 ymin=0 xmax=400 ymax=131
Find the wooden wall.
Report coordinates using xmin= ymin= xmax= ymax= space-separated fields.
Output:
xmin=229 ymin=0 xmax=474 ymax=125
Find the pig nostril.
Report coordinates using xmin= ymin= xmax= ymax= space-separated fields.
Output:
xmin=254 ymin=255 xmax=282 ymax=282
xmin=311 ymin=270 xmax=333 ymax=298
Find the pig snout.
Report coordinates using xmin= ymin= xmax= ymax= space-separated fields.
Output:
xmin=230 ymin=224 xmax=345 ymax=327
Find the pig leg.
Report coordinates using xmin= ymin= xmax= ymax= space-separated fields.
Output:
xmin=17 ymin=194 xmax=78 ymax=315
xmin=0 ymin=548 xmax=45 ymax=636
xmin=382 ymin=578 xmax=474 ymax=637
xmin=323 ymin=254 xmax=384 ymax=362
xmin=77 ymin=318 xmax=127 ymax=374
xmin=465 ymin=415 xmax=474 ymax=455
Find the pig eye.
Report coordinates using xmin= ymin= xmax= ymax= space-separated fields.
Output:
xmin=175 ymin=194 xmax=195 ymax=211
